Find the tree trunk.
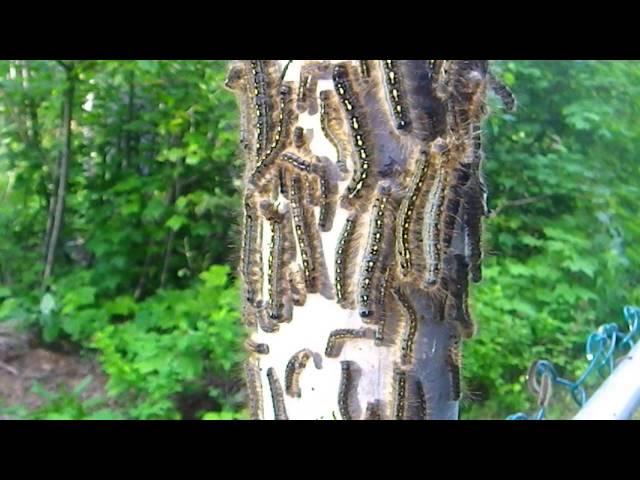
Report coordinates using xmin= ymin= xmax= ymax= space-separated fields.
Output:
xmin=228 ymin=60 xmax=508 ymax=420
xmin=42 ymin=62 xmax=75 ymax=285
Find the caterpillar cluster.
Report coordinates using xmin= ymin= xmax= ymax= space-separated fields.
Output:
xmin=228 ymin=60 xmax=505 ymax=419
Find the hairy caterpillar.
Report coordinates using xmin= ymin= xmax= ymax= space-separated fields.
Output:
xmin=358 ymin=183 xmax=395 ymax=319
xmin=289 ymin=174 xmax=318 ymax=292
xmin=338 ymin=360 xmax=356 ymax=420
xmin=319 ymin=89 xmax=351 ymax=175
xmin=374 ymin=266 xmax=393 ymax=344
xmin=313 ymin=156 xmax=339 ymax=232
xmin=396 ymin=149 xmax=430 ymax=278
xmin=224 ymin=62 xmax=255 ymax=158
xmin=249 ymin=60 xmax=280 ymax=163
xmin=392 ymin=365 xmax=408 ymax=420
xmin=296 ymin=61 xmax=331 ymax=115
xmin=266 ymin=210 xmax=294 ymax=322
xmin=364 ymin=400 xmax=382 ymax=420
xmin=335 ymin=214 xmax=360 ymax=309
xmin=287 ymin=267 xmax=307 ymax=307
xmin=393 ymin=287 xmax=419 ymax=366
xmin=447 ymin=332 xmax=463 ymax=401
xmin=281 ymin=151 xmax=313 ymax=174
xmin=240 ymin=193 xmax=263 ymax=306
xmin=284 ymin=349 xmax=315 ymax=398
xmin=325 ymin=328 xmax=374 ymax=358
xmin=333 ymin=63 xmax=376 ymax=207
xmin=488 ymin=71 xmax=517 ymax=112
xmin=380 ymin=60 xmax=411 ymax=133
xmin=249 ymin=81 xmax=297 ymax=188
xmin=245 ymin=339 xmax=270 ymax=355
xmin=278 ymin=165 xmax=290 ymax=198
xmin=464 ymin=133 xmax=487 ymax=283
xmin=256 ymin=300 xmax=279 ymax=333
xmin=266 ymin=367 xmax=288 ymax=420
xmin=413 ymin=379 xmax=429 ymax=420
xmin=444 ymin=254 xmax=475 ymax=339
xmin=244 ymin=359 xmax=263 ymax=420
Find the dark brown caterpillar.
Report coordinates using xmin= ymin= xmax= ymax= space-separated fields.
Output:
xmin=338 ymin=360 xmax=355 ymax=420
xmin=266 ymin=367 xmax=288 ymax=420
xmin=488 ymin=71 xmax=517 ymax=112
xmin=244 ymin=339 xmax=269 ymax=355
xmin=335 ymin=214 xmax=359 ymax=308
xmin=444 ymin=254 xmax=475 ymax=339
xmin=296 ymin=61 xmax=331 ymax=115
xmin=256 ymin=300 xmax=279 ymax=333
xmin=285 ymin=349 xmax=314 ymax=398
xmin=325 ymin=328 xmax=373 ymax=358
xmin=287 ymin=267 xmax=307 ymax=307
xmin=374 ymin=266 xmax=393 ymax=344
xmin=244 ymin=359 xmax=263 ymax=420
xmin=224 ymin=62 xmax=255 ymax=158
xmin=393 ymin=365 xmax=408 ymax=420
xmin=447 ymin=332 xmax=463 ymax=401
xmin=313 ymin=157 xmax=339 ymax=232
xmin=364 ymin=400 xmax=382 ymax=420
xmin=240 ymin=193 xmax=263 ymax=306
xmin=380 ymin=60 xmax=411 ymax=133
xmin=393 ymin=287 xmax=418 ymax=366
xmin=249 ymin=60 xmax=280 ymax=163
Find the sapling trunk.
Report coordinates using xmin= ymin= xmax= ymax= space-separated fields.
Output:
xmin=227 ymin=60 xmax=514 ymax=420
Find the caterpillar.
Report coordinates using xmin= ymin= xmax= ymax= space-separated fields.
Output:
xmin=256 ymin=300 xmax=279 ymax=333
xmin=393 ymin=286 xmax=419 ymax=366
xmin=488 ymin=71 xmax=517 ymax=112
xmin=333 ymin=63 xmax=376 ymax=207
xmin=422 ymin=139 xmax=449 ymax=288
xmin=464 ymin=133 xmax=487 ymax=283
xmin=447 ymin=332 xmax=463 ymax=401
xmin=313 ymin=157 xmax=339 ymax=232
xmin=244 ymin=359 xmax=263 ymax=420
xmin=281 ymin=151 xmax=313 ymax=174
xmin=287 ymin=267 xmax=307 ymax=307
xmin=380 ymin=60 xmax=411 ymax=133
xmin=289 ymin=174 xmax=318 ymax=292
xmin=444 ymin=254 xmax=476 ymax=339
xmin=249 ymin=81 xmax=297 ymax=188
xmin=358 ymin=183 xmax=394 ymax=319
xmin=284 ymin=349 xmax=314 ymax=398
xmin=374 ymin=266 xmax=393 ymax=345
xmin=392 ymin=365 xmax=408 ymax=420
xmin=396 ymin=149 xmax=430 ymax=278
xmin=266 ymin=367 xmax=288 ymax=420
xmin=278 ymin=165 xmax=290 ymax=199
xmin=319 ymin=89 xmax=351 ymax=175
xmin=335 ymin=214 xmax=360 ymax=309
xmin=266 ymin=212 xmax=292 ymax=322
xmin=325 ymin=328 xmax=374 ymax=358
xmin=296 ymin=61 xmax=331 ymax=115
xmin=224 ymin=62 xmax=255 ymax=159
xmin=338 ymin=360 xmax=355 ymax=420
xmin=240 ymin=193 xmax=263 ymax=306
xmin=414 ymin=379 xmax=429 ymax=420
xmin=249 ymin=60 xmax=280 ymax=163
xmin=364 ymin=400 xmax=382 ymax=420
xmin=244 ymin=339 xmax=270 ymax=355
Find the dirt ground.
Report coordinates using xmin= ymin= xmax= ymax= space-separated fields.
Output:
xmin=0 ymin=321 xmax=107 ymax=419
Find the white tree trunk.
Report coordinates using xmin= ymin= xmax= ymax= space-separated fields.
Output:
xmin=229 ymin=60 xmax=507 ymax=420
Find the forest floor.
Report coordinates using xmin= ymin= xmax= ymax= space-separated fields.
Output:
xmin=0 ymin=321 xmax=108 ymax=418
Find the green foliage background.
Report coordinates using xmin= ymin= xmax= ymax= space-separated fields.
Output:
xmin=0 ymin=60 xmax=638 ymax=419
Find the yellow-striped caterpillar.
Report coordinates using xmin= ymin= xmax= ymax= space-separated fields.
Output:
xmin=393 ymin=286 xmax=418 ymax=366
xmin=284 ymin=349 xmax=314 ymax=398
xmin=245 ymin=339 xmax=269 ymax=355
xmin=338 ymin=360 xmax=355 ymax=420
xmin=224 ymin=62 xmax=255 ymax=158
xmin=319 ymin=89 xmax=351 ymax=175
xmin=266 ymin=211 xmax=293 ymax=321
xmin=358 ymin=183 xmax=394 ymax=319
xmin=244 ymin=359 xmax=263 ymax=420
xmin=249 ymin=81 xmax=297 ymax=188
xmin=335 ymin=214 xmax=359 ymax=309
xmin=396 ymin=149 xmax=430 ymax=278
xmin=281 ymin=151 xmax=313 ymax=174
xmin=333 ymin=63 xmax=376 ymax=207
xmin=240 ymin=193 xmax=263 ymax=306
xmin=289 ymin=174 xmax=318 ymax=293
xmin=380 ymin=60 xmax=411 ymax=133
xmin=364 ymin=400 xmax=382 ymax=420
xmin=464 ymin=136 xmax=487 ymax=283
xmin=266 ymin=367 xmax=288 ymax=420
xmin=325 ymin=328 xmax=374 ymax=358
xmin=392 ymin=365 xmax=408 ymax=420
xmin=413 ymin=378 xmax=429 ymax=420
xmin=313 ymin=156 xmax=339 ymax=232
xmin=249 ymin=60 xmax=280 ymax=163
